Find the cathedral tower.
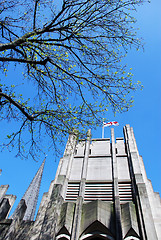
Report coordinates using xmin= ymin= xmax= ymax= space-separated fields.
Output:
xmin=0 ymin=125 xmax=160 ymax=240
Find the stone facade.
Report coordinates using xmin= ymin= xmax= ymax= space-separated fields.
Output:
xmin=0 ymin=125 xmax=161 ymax=239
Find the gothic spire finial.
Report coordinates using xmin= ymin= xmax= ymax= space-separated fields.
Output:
xmin=11 ymin=159 xmax=46 ymax=221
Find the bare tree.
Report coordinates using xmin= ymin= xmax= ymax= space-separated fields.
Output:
xmin=0 ymin=0 xmax=144 ymax=159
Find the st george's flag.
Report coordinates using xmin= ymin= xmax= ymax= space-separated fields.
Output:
xmin=103 ymin=121 xmax=119 ymax=127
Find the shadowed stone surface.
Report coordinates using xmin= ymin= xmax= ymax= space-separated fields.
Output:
xmin=121 ymin=202 xmax=139 ymax=238
xmin=0 ymin=199 xmax=10 ymax=220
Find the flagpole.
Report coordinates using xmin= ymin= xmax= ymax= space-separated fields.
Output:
xmin=102 ymin=125 xmax=104 ymax=138
xmin=102 ymin=121 xmax=119 ymax=138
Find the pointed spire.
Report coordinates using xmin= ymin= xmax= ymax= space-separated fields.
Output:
xmin=11 ymin=159 xmax=45 ymax=221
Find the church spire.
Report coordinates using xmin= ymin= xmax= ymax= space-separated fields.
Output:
xmin=11 ymin=159 xmax=45 ymax=221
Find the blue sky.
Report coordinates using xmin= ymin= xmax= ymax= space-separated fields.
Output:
xmin=0 ymin=0 xmax=161 ymax=217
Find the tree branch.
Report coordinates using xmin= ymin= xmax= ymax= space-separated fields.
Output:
xmin=0 ymin=92 xmax=34 ymax=121
xmin=33 ymin=0 xmax=39 ymax=30
xmin=0 ymin=57 xmax=49 ymax=65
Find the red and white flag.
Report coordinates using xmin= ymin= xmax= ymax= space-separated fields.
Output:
xmin=103 ymin=121 xmax=119 ymax=127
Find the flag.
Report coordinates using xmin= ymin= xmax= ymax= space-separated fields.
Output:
xmin=103 ymin=121 xmax=119 ymax=127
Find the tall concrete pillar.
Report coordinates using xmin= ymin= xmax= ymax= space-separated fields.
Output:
xmin=71 ymin=129 xmax=91 ymax=240
xmin=124 ymin=124 xmax=158 ymax=239
xmin=111 ymin=128 xmax=122 ymax=240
